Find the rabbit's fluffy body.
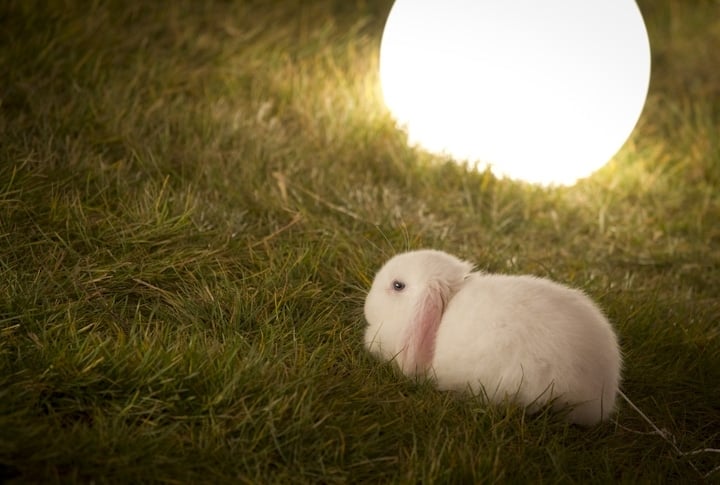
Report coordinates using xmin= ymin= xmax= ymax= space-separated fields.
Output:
xmin=364 ymin=250 xmax=621 ymax=426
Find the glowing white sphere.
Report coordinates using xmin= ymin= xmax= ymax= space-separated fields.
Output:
xmin=379 ymin=0 xmax=651 ymax=185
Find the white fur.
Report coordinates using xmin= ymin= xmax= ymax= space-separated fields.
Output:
xmin=363 ymin=249 xmax=622 ymax=426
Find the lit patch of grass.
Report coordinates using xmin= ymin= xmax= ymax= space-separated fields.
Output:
xmin=1 ymin=0 xmax=719 ymax=482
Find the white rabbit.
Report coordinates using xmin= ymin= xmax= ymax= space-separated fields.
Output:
xmin=364 ymin=249 xmax=622 ymax=426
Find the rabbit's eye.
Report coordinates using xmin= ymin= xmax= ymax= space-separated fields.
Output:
xmin=392 ymin=280 xmax=406 ymax=291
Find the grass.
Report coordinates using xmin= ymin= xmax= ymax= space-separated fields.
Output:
xmin=1 ymin=0 xmax=719 ymax=482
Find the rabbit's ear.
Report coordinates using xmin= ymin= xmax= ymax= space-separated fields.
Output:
xmin=398 ymin=284 xmax=445 ymax=375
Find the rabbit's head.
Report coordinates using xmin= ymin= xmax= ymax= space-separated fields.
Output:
xmin=363 ymin=250 xmax=473 ymax=375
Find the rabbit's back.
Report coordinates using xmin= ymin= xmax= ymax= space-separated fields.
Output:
xmin=432 ymin=273 xmax=621 ymax=425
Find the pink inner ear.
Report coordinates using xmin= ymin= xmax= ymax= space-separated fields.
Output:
xmin=400 ymin=286 xmax=443 ymax=375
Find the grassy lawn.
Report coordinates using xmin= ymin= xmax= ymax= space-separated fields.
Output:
xmin=1 ymin=0 xmax=719 ymax=482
